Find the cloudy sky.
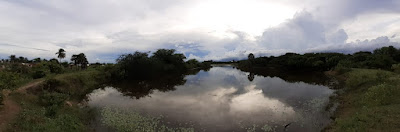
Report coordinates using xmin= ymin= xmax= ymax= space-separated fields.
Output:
xmin=1 ymin=0 xmax=400 ymax=62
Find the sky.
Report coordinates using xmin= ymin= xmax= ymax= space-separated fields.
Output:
xmin=0 ymin=0 xmax=400 ymax=63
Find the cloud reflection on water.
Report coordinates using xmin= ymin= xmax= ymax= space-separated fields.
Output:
xmin=88 ymin=66 xmax=333 ymax=131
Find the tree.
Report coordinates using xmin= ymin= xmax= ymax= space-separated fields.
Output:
xmin=18 ymin=56 xmax=25 ymax=63
xmin=77 ymin=53 xmax=88 ymax=69
xmin=151 ymin=49 xmax=186 ymax=72
xmin=248 ymin=53 xmax=255 ymax=60
xmin=33 ymin=58 xmax=41 ymax=63
xmin=9 ymin=55 xmax=16 ymax=63
xmin=71 ymin=53 xmax=88 ymax=69
xmin=55 ymin=48 xmax=66 ymax=63
xmin=71 ymin=54 xmax=78 ymax=65
xmin=49 ymin=58 xmax=59 ymax=64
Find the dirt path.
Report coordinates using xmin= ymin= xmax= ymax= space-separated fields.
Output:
xmin=0 ymin=79 xmax=44 ymax=131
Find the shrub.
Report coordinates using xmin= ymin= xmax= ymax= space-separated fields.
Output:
xmin=334 ymin=65 xmax=351 ymax=75
xmin=48 ymin=63 xmax=64 ymax=74
xmin=9 ymin=63 xmax=30 ymax=73
xmin=39 ymin=91 xmax=69 ymax=117
xmin=345 ymin=69 xmax=392 ymax=89
xmin=32 ymin=70 xmax=46 ymax=79
xmin=42 ymin=79 xmax=63 ymax=92
xmin=0 ymin=71 xmax=19 ymax=90
xmin=362 ymin=83 xmax=399 ymax=106
xmin=392 ymin=64 xmax=400 ymax=73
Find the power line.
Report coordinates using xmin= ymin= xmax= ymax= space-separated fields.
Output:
xmin=0 ymin=43 xmax=50 ymax=51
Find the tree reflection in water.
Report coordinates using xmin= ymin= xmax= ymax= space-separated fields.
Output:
xmin=112 ymin=74 xmax=186 ymax=99
xmin=247 ymin=72 xmax=254 ymax=82
xmin=111 ymin=68 xmax=207 ymax=99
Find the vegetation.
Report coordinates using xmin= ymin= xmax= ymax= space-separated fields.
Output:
xmin=239 ymin=46 xmax=400 ymax=72
xmin=100 ymin=107 xmax=194 ymax=132
xmin=70 ymin=53 xmax=89 ymax=69
xmin=55 ymin=48 xmax=66 ymax=64
xmin=326 ymin=69 xmax=400 ymax=131
xmin=0 ymin=48 xmax=211 ymax=131
xmin=112 ymin=49 xmax=211 ymax=80
xmin=2 ymin=46 xmax=400 ymax=131
xmin=8 ymin=69 xmax=105 ymax=131
xmin=235 ymin=46 xmax=400 ymax=131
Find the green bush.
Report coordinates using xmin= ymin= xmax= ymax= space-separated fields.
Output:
xmin=32 ymin=70 xmax=46 ymax=79
xmin=334 ymin=65 xmax=351 ymax=75
xmin=331 ymin=69 xmax=400 ymax=131
xmin=0 ymin=71 xmax=20 ymax=90
xmin=345 ymin=69 xmax=392 ymax=89
xmin=48 ymin=63 xmax=64 ymax=74
xmin=42 ymin=79 xmax=63 ymax=92
xmin=392 ymin=64 xmax=400 ymax=73
xmin=362 ymin=83 xmax=399 ymax=106
xmin=39 ymin=91 xmax=69 ymax=117
xmin=0 ymin=71 xmax=30 ymax=105
xmin=9 ymin=63 xmax=30 ymax=73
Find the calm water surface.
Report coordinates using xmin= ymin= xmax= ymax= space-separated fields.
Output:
xmin=87 ymin=66 xmax=334 ymax=132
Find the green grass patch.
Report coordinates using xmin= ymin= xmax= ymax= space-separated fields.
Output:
xmin=328 ymin=69 xmax=400 ymax=131
xmin=9 ymin=93 xmax=94 ymax=132
xmin=7 ymin=69 xmax=105 ymax=131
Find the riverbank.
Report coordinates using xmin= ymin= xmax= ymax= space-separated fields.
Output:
xmin=326 ymin=68 xmax=400 ymax=131
xmin=1 ymin=69 xmax=106 ymax=132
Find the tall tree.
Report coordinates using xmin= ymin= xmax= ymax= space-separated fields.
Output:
xmin=9 ymin=55 xmax=16 ymax=63
xmin=248 ymin=53 xmax=255 ymax=60
xmin=55 ymin=48 xmax=66 ymax=63
xmin=71 ymin=54 xmax=78 ymax=65
xmin=71 ymin=53 xmax=88 ymax=69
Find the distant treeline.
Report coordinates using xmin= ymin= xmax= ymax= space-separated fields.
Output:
xmin=238 ymin=46 xmax=400 ymax=72
xmin=103 ymin=49 xmax=211 ymax=80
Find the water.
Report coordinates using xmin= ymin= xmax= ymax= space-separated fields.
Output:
xmin=87 ymin=66 xmax=334 ymax=132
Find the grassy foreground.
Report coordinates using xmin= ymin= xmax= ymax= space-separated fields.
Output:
xmin=6 ymin=69 xmax=106 ymax=132
xmin=327 ymin=69 xmax=400 ymax=131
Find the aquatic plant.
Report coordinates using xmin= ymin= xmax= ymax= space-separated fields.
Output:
xmin=100 ymin=107 xmax=194 ymax=132
xmin=261 ymin=124 xmax=274 ymax=132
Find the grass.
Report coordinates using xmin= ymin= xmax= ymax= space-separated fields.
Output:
xmin=0 ymin=71 xmax=33 ymax=106
xmin=327 ymin=69 xmax=400 ymax=131
xmin=8 ymin=92 xmax=94 ymax=132
xmin=6 ymin=69 xmax=105 ymax=132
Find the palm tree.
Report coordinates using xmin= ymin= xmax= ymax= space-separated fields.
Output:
xmin=55 ymin=48 xmax=66 ymax=63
